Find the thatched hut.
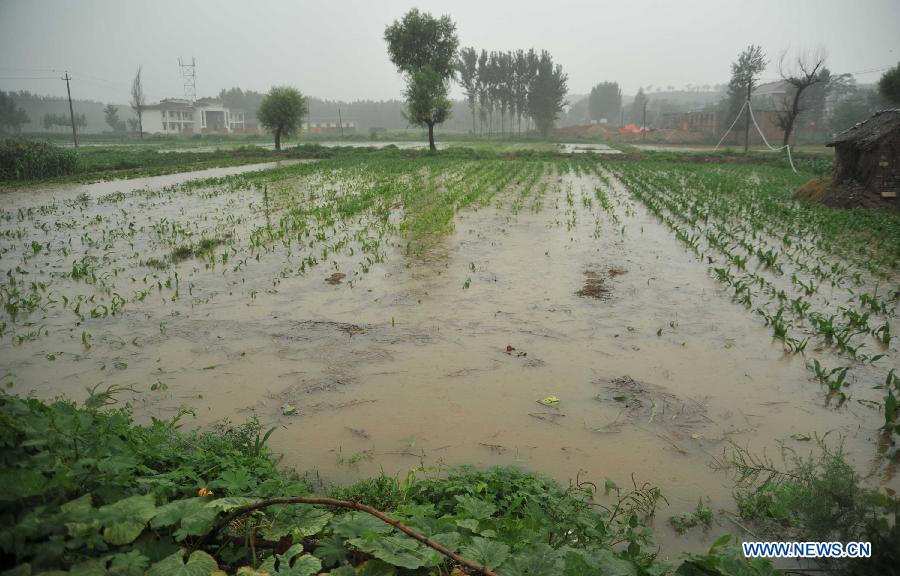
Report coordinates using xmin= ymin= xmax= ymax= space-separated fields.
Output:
xmin=826 ymin=109 xmax=899 ymax=204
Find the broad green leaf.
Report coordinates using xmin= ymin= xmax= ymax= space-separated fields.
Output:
xmin=213 ymin=468 xmax=252 ymax=492
xmin=348 ymin=535 xmax=442 ymax=569
xmin=0 ymin=469 xmax=48 ymax=501
xmin=177 ymin=502 xmax=220 ymax=537
xmin=146 ymin=549 xmax=218 ymax=576
xmin=312 ymin=533 xmax=349 ymax=567
xmin=151 ymin=498 xmax=206 ymax=529
xmin=454 ymin=495 xmax=497 ymax=520
xmin=60 ymin=493 xmax=93 ymax=516
xmin=454 ymin=518 xmax=480 ymax=532
xmin=99 ymin=494 xmax=157 ymax=545
xmin=262 ymin=505 xmax=331 ymax=540
xmin=108 ymin=550 xmax=150 ymax=576
xmin=564 ymin=548 xmax=637 ymax=576
xmin=205 ymin=496 xmax=261 ymax=512
xmin=258 ymin=546 xmax=321 ymax=576
xmin=329 ymin=511 xmax=392 ymax=540
xmin=460 ymin=536 xmax=509 ymax=571
xmin=500 ymin=543 xmax=564 ymax=576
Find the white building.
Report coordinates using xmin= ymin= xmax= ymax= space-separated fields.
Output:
xmin=141 ymin=98 xmax=247 ymax=135
xmin=303 ymin=119 xmax=357 ymax=134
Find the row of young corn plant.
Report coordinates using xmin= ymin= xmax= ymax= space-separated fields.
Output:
xmin=607 ymin=160 xmax=898 ymax=435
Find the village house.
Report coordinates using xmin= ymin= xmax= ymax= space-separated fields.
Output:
xmin=303 ymin=119 xmax=357 ymax=134
xmin=141 ymin=98 xmax=247 ymax=135
xmin=826 ymin=109 xmax=900 ymax=202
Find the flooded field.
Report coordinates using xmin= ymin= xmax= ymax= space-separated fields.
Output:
xmin=1 ymin=156 xmax=897 ymax=556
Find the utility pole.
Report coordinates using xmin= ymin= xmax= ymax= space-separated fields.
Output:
xmin=642 ymin=99 xmax=648 ymax=140
xmin=744 ymin=81 xmax=751 ymax=153
xmin=62 ymin=72 xmax=78 ymax=148
xmin=338 ymin=107 xmax=344 ymax=138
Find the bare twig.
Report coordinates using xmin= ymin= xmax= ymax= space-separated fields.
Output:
xmin=203 ymin=496 xmax=499 ymax=576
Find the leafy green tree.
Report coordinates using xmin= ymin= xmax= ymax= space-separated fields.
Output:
xmin=103 ymin=104 xmax=125 ymax=132
xmin=385 ymin=9 xmax=458 ymax=150
xmin=384 ymin=9 xmax=458 ymax=78
xmin=257 ymin=86 xmax=308 ymax=150
xmin=527 ymin=50 xmax=568 ymax=137
xmin=726 ymin=45 xmax=767 ymax=150
xmin=512 ymin=49 xmax=535 ymax=135
xmin=588 ymin=82 xmax=622 ymax=124
xmin=130 ymin=66 xmax=145 ymax=138
xmin=456 ymin=47 xmax=479 ymax=134
xmin=0 ymin=91 xmax=29 ymax=133
xmin=878 ymin=62 xmax=900 ymax=104
xmin=404 ymin=65 xmax=452 ymax=151
xmin=477 ymin=49 xmax=491 ymax=134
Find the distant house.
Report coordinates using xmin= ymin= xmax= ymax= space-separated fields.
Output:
xmin=826 ymin=109 xmax=900 ymax=201
xmin=141 ymin=98 xmax=247 ymax=135
xmin=303 ymin=119 xmax=357 ymax=134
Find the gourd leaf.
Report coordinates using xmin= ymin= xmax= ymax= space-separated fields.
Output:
xmin=99 ymin=494 xmax=156 ymax=545
xmin=261 ymin=505 xmax=331 ymax=540
xmin=460 ymin=536 xmax=509 ymax=571
xmin=347 ymin=535 xmax=442 ymax=569
xmin=453 ymin=495 xmax=496 ymax=520
xmin=312 ymin=533 xmax=349 ymax=567
xmin=146 ymin=549 xmax=218 ymax=576
xmin=257 ymin=544 xmax=321 ymax=576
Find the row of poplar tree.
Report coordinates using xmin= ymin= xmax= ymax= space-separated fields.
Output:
xmin=455 ymin=47 xmax=568 ymax=138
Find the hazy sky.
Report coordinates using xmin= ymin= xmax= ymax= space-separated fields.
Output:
xmin=1 ymin=0 xmax=898 ymax=104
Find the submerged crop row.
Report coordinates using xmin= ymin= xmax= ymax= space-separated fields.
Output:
xmin=608 ymin=160 xmax=899 ymax=438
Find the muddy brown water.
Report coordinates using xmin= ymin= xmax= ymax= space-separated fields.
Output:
xmin=1 ymin=161 xmax=896 ymax=559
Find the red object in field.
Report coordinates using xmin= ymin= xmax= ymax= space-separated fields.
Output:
xmin=618 ymin=123 xmax=641 ymax=134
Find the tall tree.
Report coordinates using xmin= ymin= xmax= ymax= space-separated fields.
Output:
xmin=456 ymin=47 xmax=479 ymax=134
xmin=878 ymin=62 xmax=900 ymax=105
xmin=404 ymin=65 xmax=452 ymax=151
xmin=104 ymin=104 xmax=123 ymax=132
xmin=0 ymin=91 xmax=29 ymax=133
xmin=384 ymin=9 xmax=457 ymax=77
xmin=630 ymin=88 xmax=649 ymax=126
xmin=130 ymin=66 xmax=145 ymax=138
xmin=384 ymin=9 xmax=458 ymax=150
xmin=773 ymin=49 xmax=827 ymax=147
xmin=257 ymin=86 xmax=307 ymax=150
xmin=726 ymin=45 xmax=767 ymax=152
xmin=477 ymin=50 xmax=490 ymax=135
xmin=527 ymin=50 xmax=568 ymax=137
xmin=588 ymin=82 xmax=622 ymax=124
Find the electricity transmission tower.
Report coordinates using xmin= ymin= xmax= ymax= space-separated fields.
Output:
xmin=178 ymin=57 xmax=197 ymax=102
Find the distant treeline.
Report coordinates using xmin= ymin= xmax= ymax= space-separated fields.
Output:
xmin=219 ymin=87 xmax=474 ymax=133
xmin=2 ymin=90 xmax=134 ymax=134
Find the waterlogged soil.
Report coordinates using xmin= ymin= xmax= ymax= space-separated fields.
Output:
xmin=1 ymin=159 xmax=896 ymax=558
xmin=0 ymin=159 xmax=309 ymax=203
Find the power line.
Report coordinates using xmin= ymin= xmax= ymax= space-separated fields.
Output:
xmin=0 ymin=76 xmax=59 ymax=80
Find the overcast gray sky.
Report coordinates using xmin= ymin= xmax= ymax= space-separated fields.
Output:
xmin=1 ymin=0 xmax=898 ymax=103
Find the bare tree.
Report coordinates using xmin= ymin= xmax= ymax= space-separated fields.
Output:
xmin=130 ymin=66 xmax=145 ymax=138
xmin=774 ymin=49 xmax=827 ymax=147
